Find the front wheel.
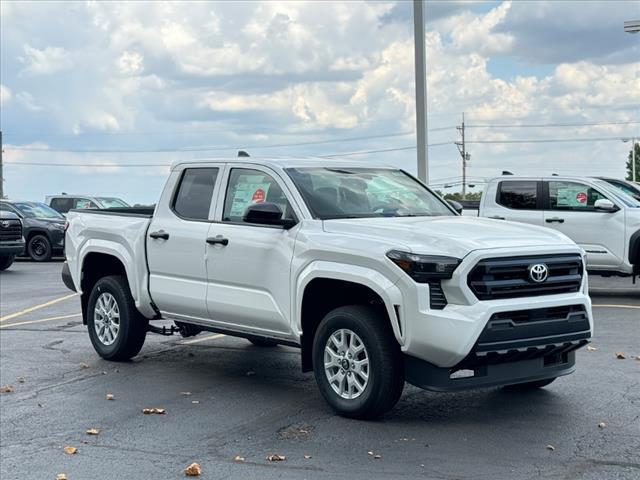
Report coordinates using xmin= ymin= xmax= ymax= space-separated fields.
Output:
xmin=27 ymin=234 xmax=52 ymax=261
xmin=312 ymin=305 xmax=404 ymax=419
xmin=87 ymin=275 xmax=148 ymax=361
xmin=503 ymin=377 xmax=556 ymax=391
xmin=0 ymin=256 xmax=15 ymax=271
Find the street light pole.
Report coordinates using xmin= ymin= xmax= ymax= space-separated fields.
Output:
xmin=413 ymin=0 xmax=429 ymax=184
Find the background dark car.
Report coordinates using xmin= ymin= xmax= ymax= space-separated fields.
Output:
xmin=0 ymin=210 xmax=25 ymax=270
xmin=0 ymin=201 xmax=65 ymax=261
xmin=596 ymin=177 xmax=640 ymax=201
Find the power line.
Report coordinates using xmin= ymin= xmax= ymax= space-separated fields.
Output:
xmin=466 ymin=120 xmax=640 ymax=128
xmin=320 ymin=142 xmax=453 ymax=158
xmin=466 ymin=136 xmax=629 ymax=144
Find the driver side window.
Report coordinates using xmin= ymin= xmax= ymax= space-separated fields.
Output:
xmin=222 ymin=168 xmax=295 ymax=224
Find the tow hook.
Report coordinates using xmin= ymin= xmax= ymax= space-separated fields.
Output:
xmin=147 ymin=324 xmax=180 ymax=336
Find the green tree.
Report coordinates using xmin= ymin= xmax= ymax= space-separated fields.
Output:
xmin=626 ymin=142 xmax=640 ymax=182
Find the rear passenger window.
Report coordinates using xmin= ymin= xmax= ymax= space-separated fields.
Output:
xmin=173 ymin=168 xmax=219 ymax=220
xmin=497 ymin=181 xmax=538 ymax=210
xmin=50 ymin=198 xmax=74 ymax=213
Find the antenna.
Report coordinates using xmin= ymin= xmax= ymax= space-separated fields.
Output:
xmin=237 ymin=151 xmax=250 ymax=158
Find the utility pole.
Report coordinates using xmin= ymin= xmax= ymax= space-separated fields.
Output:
xmin=413 ymin=0 xmax=429 ymax=184
xmin=0 ymin=130 xmax=4 ymax=199
xmin=455 ymin=113 xmax=470 ymax=199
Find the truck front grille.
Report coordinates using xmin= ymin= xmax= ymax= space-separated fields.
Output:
xmin=0 ymin=220 xmax=22 ymax=241
xmin=467 ymin=254 xmax=583 ymax=300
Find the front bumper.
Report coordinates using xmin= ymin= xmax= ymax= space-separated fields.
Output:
xmin=0 ymin=240 xmax=26 ymax=256
xmin=396 ymin=245 xmax=593 ymax=368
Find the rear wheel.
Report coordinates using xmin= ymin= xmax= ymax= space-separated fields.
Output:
xmin=312 ymin=305 xmax=404 ymax=419
xmin=27 ymin=234 xmax=52 ymax=261
xmin=87 ymin=275 xmax=148 ymax=361
xmin=503 ymin=377 xmax=556 ymax=391
xmin=0 ymin=255 xmax=15 ymax=271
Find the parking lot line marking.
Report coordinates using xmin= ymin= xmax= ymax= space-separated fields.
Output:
xmin=592 ymin=304 xmax=640 ymax=310
xmin=0 ymin=293 xmax=78 ymax=322
xmin=0 ymin=313 xmax=82 ymax=329
xmin=180 ymin=333 xmax=226 ymax=345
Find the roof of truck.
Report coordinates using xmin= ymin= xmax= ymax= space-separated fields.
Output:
xmin=171 ymin=156 xmax=396 ymax=170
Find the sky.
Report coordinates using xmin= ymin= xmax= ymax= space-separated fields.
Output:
xmin=1 ymin=0 xmax=639 ymax=204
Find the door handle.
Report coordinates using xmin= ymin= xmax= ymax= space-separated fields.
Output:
xmin=489 ymin=216 xmax=505 ymax=220
xmin=149 ymin=230 xmax=170 ymax=240
xmin=206 ymin=235 xmax=229 ymax=246
xmin=545 ymin=217 xmax=565 ymax=224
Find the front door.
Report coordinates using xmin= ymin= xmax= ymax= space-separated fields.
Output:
xmin=147 ymin=166 xmax=222 ymax=320
xmin=543 ymin=180 xmax=625 ymax=269
xmin=205 ymin=166 xmax=299 ymax=336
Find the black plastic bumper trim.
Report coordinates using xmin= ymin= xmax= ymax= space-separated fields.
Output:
xmin=404 ymin=351 xmax=577 ymax=392
xmin=61 ymin=261 xmax=76 ymax=292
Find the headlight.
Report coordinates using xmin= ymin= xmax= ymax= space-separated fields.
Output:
xmin=386 ymin=250 xmax=461 ymax=282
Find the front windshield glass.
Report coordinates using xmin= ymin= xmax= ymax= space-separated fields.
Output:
xmin=96 ymin=197 xmax=129 ymax=208
xmin=286 ymin=167 xmax=454 ymax=219
xmin=593 ymin=180 xmax=640 ymax=208
xmin=14 ymin=202 xmax=64 ymax=219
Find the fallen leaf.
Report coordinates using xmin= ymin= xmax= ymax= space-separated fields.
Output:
xmin=17 ymin=377 xmax=25 ymax=383
xmin=63 ymin=446 xmax=77 ymax=455
xmin=142 ymin=408 xmax=166 ymax=415
xmin=615 ymin=352 xmax=626 ymax=359
xmin=86 ymin=428 xmax=100 ymax=435
xmin=0 ymin=385 xmax=14 ymax=394
xmin=184 ymin=462 xmax=201 ymax=476
xmin=373 ymin=454 xmax=382 ymax=459
xmin=56 ymin=474 xmax=67 ymax=480
xmin=635 ymin=355 xmax=640 ymax=361
xmin=191 ymin=400 xmax=200 ymax=404
xmin=303 ymin=454 xmax=312 ymax=459
xmin=234 ymin=455 xmax=245 ymax=463
xmin=546 ymin=445 xmax=555 ymax=451
xmin=79 ymin=362 xmax=89 ymax=369
xmin=246 ymin=371 xmax=256 ymax=377
xmin=180 ymin=392 xmax=192 ymax=396
xmin=101 ymin=371 xmax=107 ymax=375
xmin=266 ymin=454 xmax=286 ymax=462
xmin=586 ymin=345 xmax=597 ymax=352
xmin=367 ymin=451 xmax=374 ymax=456
xmin=106 ymin=393 xmax=114 ymax=401
xmin=598 ymin=422 xmax=606 ymax=429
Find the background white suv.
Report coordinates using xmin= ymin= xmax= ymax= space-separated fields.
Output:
xmin=480 ymin=175 xmax=640 ymax=278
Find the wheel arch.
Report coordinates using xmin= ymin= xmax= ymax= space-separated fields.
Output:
xmin=296 ymin=262 xmax=403 ymax=372
xmin=628 ymin=229 xmax=640 ymax=267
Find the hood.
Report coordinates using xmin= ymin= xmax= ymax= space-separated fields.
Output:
xmin=323 ymin=216 xmax=576 ymax=259
xmin=27 ymin=217 xmax=65 ymax=227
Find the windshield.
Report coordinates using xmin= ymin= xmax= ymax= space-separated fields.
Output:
xmin=96 ymin=197 xmax=129 ymax=208
xmin=286 ymin=167 xmax=454 ymax=219
xmin=13 ymin=202 xmax=64 ymax=219
xmin=593 ymin=180 xmax=640 ymax=208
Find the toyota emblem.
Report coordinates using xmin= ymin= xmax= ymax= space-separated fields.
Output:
xmin=528 ymin=263 xmax=549 ymax=283
xmin=0 ymin=221 xmax=9 ymax=228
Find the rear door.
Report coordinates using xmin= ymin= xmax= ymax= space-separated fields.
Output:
xmin=542 ymin=180 xmax=625 ymax=269
xmin=482 ymin=179 xmax=544 ymax=226
xmin=50 ymin=197 xmax=74 ymax=215
xmin=204 ymin=165 xmax=300 ymax=336
xmin=147 ymin=165 xmax=223 ymax=320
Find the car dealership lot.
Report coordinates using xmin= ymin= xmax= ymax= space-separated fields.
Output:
xmin=1 ymin=262 xmax=638 ymax=480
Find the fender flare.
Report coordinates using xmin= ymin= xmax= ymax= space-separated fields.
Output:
xmin=295 ymin=261 xmax=405 ymax=345
xmin=629 ymin=230 xmax=640 ymax=265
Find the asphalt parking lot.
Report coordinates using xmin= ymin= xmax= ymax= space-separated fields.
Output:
xmin=1 ymin=261 xmax=638 ymax=480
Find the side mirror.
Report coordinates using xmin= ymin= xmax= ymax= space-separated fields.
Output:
xmin=243 ymin=202 xmax=296 ymax=228
xmin=447 ymin=200 xmax=463 ymax=214
xmin=594 ymin=199 xmax=618 ymax=212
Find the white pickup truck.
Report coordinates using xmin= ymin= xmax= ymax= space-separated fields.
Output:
xmin=63 ymin=157 xmax=593 ymax=418
xmin=479 ymin=175 xmax=640 ymax=280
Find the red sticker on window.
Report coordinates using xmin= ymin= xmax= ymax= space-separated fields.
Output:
xmin=576 ymin=192 xmax=587 ymax=203
xmin=252 ymin=188 xmax=265 ymax=203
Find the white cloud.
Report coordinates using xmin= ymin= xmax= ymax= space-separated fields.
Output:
xmin=116 ymin=51 xmax=144 ymax=75
xmin=15 ymin=91 xmax=43 ymax=111
xmin=20 ymin=44 xmax=74 ymax=75
xmin=0 ymin=84 xmax=11 ymax=104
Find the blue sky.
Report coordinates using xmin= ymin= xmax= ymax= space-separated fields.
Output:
xmin=1 ymin=0 xmax=639 ymax=204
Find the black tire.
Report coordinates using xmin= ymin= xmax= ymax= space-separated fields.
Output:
xmin=247 ymin=336 xmax=278 ymax=347
xmin=87 ymin=275 xmax=148 ymax=361
xmin=503 ymin=377 xmax=556 ymax=391
xmin=27 ymin=234 xmax=52 ymax=261
xmin=312 ymin=305 xmax=404 ymax=419
xmin=0 ymin=255 xmax=15 ymax=271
